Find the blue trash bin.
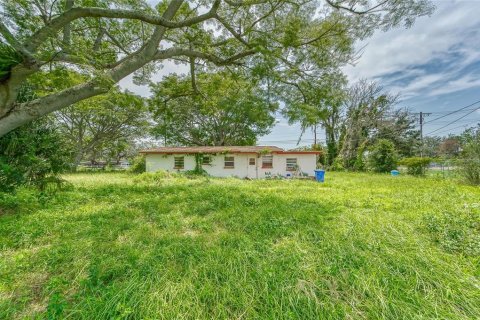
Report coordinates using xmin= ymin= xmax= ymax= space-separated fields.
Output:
xmin=314 ymin=169 xmax=325 ymax=182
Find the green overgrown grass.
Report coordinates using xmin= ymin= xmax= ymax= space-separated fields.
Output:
xmin=1 ymin=172 xmax=479 ymax=319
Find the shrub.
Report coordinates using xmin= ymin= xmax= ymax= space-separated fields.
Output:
xmin=458 ymin=159 xmax=480 ymax=185
xmin=398 ymin=157 xmax=432 ymax=176
xmin=367 ymin=139 xmax=397 ymax=173
xmin=129 ymin=155 xmax=146 ymax=174
xmin=0 ymin=121 xmax=72 ymax=192
xmin=458 ymin=127 xmax=480 ymax=185
xmin=353 ymin=141 xmax=367 ymax=171
xmin=330 ymin=156 xmax=345 ymax=171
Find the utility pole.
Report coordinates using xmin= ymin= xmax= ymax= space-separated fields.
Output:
xmin=164 ymin=100 xmax=168 ymax=147
xmin=413 ymin=111 xmax=431 ymax=157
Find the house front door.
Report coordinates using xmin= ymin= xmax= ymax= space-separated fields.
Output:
xmin=247 ymin=155 xmax=258 ymax=178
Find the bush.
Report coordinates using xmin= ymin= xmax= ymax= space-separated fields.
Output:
xmin=129 ymin=155 xmax=146 ymax=174
xmin=330 ymin=156 xmax=345 ymax=171
xmin=353 ymin=141 xmax=367 ymax=171
xmin=458 ymin=159 xmax=480 ymax=185
xmin=367 ymin=139 xmax=397 ymax=173
xmin=0 ymin=121 xmax=72 ymax=192
xmin=458 ymin=127 xmax=480 ymax=185
xmin=398 ymin=157 xmax=432 ymax=176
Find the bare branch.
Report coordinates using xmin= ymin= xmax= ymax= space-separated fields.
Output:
xmin=92 ymin=28 xmax=105 ymax=52
xmin=215 ymin=15 xmax=250 ymax=47
xmin=325 ymin=0 xmax=390 ymax=15
xmin=104 ymin=29 xmax=130 ymax=55
xmin=224 ymin=0 xmax=269 ymax=7
xmin=153 ymin=47 xmax=256 ymax=66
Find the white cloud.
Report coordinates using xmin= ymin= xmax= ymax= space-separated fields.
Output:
xmin=428 ymin=75 xmax=480 ymax=96
xmin=343 ymin=0 xmax=480 ymax=98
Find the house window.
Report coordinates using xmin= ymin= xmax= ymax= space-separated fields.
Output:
xmin=262 ymin=155 xmax=273 ymax=168
xmin=224 ymin=156 xmax=235 ymax=168
xmin=174 ymin=156 xmax=184 ymax=169
xmin=202 ymin=155 xmax=212 ymax=165
xmin=286 ymin=158 xmax=297 ymax=171
xmin=249 ymin=158 xmax=256 ymax=165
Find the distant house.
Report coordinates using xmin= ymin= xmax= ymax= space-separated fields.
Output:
xmin=140 ymin=146 xmax=320 ymax=179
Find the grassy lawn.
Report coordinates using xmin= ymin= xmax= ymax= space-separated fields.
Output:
xmin=1 ymin=172 xmax=480 ymax=319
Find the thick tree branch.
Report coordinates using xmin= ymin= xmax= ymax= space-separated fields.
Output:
xmin=62 ymin=0 xmax=74 ymax=49
xmin=25 ymin=0 xmax=220 ymax=53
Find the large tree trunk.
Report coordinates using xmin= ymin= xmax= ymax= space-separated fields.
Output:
xmin=73 ymin=148 xmax=84 ymax=169
xmin=325 ymin=125 xmax=337 ymax=166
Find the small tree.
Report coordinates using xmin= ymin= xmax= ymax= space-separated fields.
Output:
xmin=367 ymin=139 xmax=397 ymax=173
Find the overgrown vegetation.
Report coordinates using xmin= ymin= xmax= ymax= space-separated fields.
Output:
xmin=367 ymin=139 xmax=397 ymax=173
xmin=0 ymin=120 xmax=72 ymax=192
xmin=458 ymin=125 xmax=480 ymax=185
xmin=0 ymin=43 xmax=22 ymax=81
xmin=424 ymin=209 xmax=480 ymax=256
xmin=399 ymin=157 xmax=432 ymax=176
xmin=1 ymin=172 xmax=479 ymax=319
xmin=129 ymin=155 xmax=146 ymax=174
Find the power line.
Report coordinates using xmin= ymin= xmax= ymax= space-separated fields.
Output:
xmin=431 ymin=117 xmax=480 ymax=124
xmin=424 ymin=99 xmax=480 ymax=124
xmin=429 ymin=108 xmax=480 ymax=115
xmin=425 ymin=105 xmax=480 ymax=136
xmin=426 ymin=119 xmax=480 ymax=137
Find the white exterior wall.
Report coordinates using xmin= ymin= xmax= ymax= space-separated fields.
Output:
xmin=257 ymin=154 xmax=317 ymax=178
xmin=145 ymin=153 xmax=317 ymax=178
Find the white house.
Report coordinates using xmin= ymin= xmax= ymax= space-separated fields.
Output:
xmin=140 ymin=146 xmax=320 ymax=179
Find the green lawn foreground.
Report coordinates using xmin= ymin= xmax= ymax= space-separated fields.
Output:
xmin=1 ymin=172 xmax=479 ymax=319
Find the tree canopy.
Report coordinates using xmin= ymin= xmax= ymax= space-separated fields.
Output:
xmin=150 ymin=72 xmax=277 ymax=146
xmin=55 ymin=87 xmax=148 ymax=166
xmin=0 ymin=0 xmax=434 ymax=136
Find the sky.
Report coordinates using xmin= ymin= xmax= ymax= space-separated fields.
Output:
xmin=121 ymin=0 xmax=480 ymax=149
